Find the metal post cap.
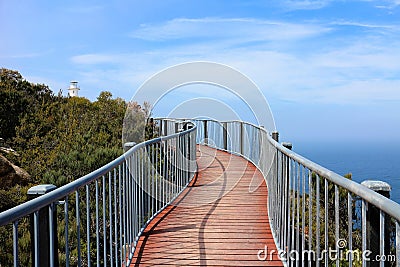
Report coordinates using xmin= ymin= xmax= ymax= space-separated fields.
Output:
xmin=124 ymin=142 xmax=136 ymax=148
xmin=361 ymin=180 xmax=391 ymax=192
xmin=282 ymin=142 xmax=293 ymax=150
xmin=27 ymin=184 xmax=57 ymax=195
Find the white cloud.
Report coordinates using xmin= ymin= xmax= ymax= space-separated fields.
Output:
xmin=310 ymin=80 xmax=400 ymax=104
xmin=330 ymin=20 xmax=397 ymax=30
xmin=280 ymin=0 xmax=332 ymax=10
xmin=130 ymin=17 xmax=330 ymax=42
xmin=312 ymin=42 xmax=400 ymax=72
xmin=71 ymin=16 xmax=400 ymax=105
xmin=371 ymin=0 xmax=400 ymax=9
xmin=70 ymin=43 xmax=400 ymax=105
xmin=71 ymin=54 xmax=126 ymax=65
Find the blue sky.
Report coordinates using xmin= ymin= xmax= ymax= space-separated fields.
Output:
xmin=1 ymin=0 xmax=400 ymax=144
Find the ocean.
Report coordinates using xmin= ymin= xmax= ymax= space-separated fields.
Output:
xmin=294 ymin=141 xmax=400 ymax=204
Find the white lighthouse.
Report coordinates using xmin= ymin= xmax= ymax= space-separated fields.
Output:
xmin=68 ymin=81 xmax=80 ymax=97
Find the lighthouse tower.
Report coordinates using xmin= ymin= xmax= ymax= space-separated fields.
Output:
xmin=68 ymin=81 xmax=80 ymax=97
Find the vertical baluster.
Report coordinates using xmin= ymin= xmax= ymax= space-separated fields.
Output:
xmin=276 ymin=152 xmax=282 ymax=249
xmin=178 ymin=136 xmax=181 ymax=192
xmin=308 ymin=169 xmax=313 ymax=267
xmin=34 ymin=210 xmax=39 ymax=267
xmin=348 ymin=192 xmax=353 ymax=267
xmin=362 ymin=200 xmax=367 ymax=267
xmin=287 ymin=154 xmax=291 ymax=264
xmin=177 ymin=136 xmax=180 ymax=193
xmin=316 ymin=174 xmax=320 ymax=266
xmin=140 ymin=148 xmax=144 ymax=228
xmin=114 ymin=169 xmax=118 ymax=266
xmin=278 ymin=152 xmax=283 ymax=250
xmin=277 ymin=152 xmax=282 ymax=249
xmin=127 ymin=157 xmax=132 ymax=258
xmin=147 ymin=145 xmax=151 ymax=222
xmin=109 ymin=172 xmax=114 ymax=267
xmin=49 ymin=203 xmax=55 ymax=267
xmin=173 ymin=137 xmax=176 ymax=197
xmin=133 ymin=153 xmax=137 ymax=250
xmin=181 ymin=135 xmax=183 ymax=191
xmin=163 ymin=141 xmax=167 ymax=206
xmin=296 ymin=162 xmax=300 ymax=267
xmin=161 ymin=141 xmax=164 ymax=206
xmin=121 ymin=162 xmax=126 ymax=266
xmin=174 ymin=137 xmax=177 ymax=197
xmin=302 ymin=166 xmax=306 ymax=267
xmin=168 ymin=139 xmax=172 ymax=203
xmin=65 ymin=196 xmax=70 ymax=267
xmin=76 ymin=190 xmax=81 ymax=267
xmin=180 ymin=135 xmax=183 ymax=191
xmin=156 ymin=142 xmax=159 ymax=213
xmin=13 ymin=221 xmax=18 ymax=267
xmin=86 ymin=184 xmax=91 ymax=267
xmin=135 ymin=152 xmax=138 ymax=240
xmin=335 ymin=185 xmax=339 ymax=267
xmin=291 ymin=160 xmax=296 ymax=265
xmin=95 ymin=180 xmax=100 ymax=266
xmin=396 ymin=220 xmax=399 ymax=267
xmin=186 ymin=133 xmax=189 ymax=183
xmin=102 ymin=175 xmax=107 ymax=267
xmin=324 ymin=179 xmax=328 ymax=267
xmin=152 ymin=143 xmax=155 ymax=217
xmin=380 ymin=210 xmax=385 ymax=267
xmin=281 ymin=153 xmax=286 ymax=253
xmin=131 ymin=155 xmax=135 ymax=249
xmin=118 ymin=165 xmax=122 ymax=266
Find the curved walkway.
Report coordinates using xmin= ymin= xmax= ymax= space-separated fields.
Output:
xmin=131 ymin=145 xmax=283 ymax=266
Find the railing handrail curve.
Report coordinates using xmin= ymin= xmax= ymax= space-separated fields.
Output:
xmin=264 ymin=129 xmax=400 ymax=222
xmin=191 ymin=118 xmax=400 ymax=222
xmin=0 ymin=122 xmax=197 ymax=226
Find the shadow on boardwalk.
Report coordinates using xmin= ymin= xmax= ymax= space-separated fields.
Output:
xmin=132 ymin=145 xmax=283 ymax=266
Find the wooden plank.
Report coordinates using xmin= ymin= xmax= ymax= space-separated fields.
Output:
xmin=131 ymin=145 xmax=283 ymax=266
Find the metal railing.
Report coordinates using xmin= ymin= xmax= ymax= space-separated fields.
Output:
xmin=194 ymin=119 xmax=400 ymax=267
xmin=2 ymin=117 xmax=400 ymax=267
xmin=0 ymin=120 xmax=197 ymax=267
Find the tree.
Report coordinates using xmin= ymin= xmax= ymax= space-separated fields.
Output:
xmin=0 ymin=69 xmax=154 ymax=265
xmin=0 ymin=68 xmax=55 ymax=143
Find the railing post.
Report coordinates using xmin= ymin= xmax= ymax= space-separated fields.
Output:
xmin=123 ymin=142 xmax=136 ymax=152
xmin=361 ymin=180 xmax=391 ymax=267
xmin=28 ymin=184 xmax=59 ymax=267
xmin=223 ymin=122 xmax=228 ymax=150
xmin=282 ymin=142 xmax=292 ymax=150
xmin=175 ymin=122 xmax=179 ymax=133
xmin=161 ymin=120 xmax=168 ymax=136
xmin=204 ymin=120 xmax=208 ymax=145
xmin=272 ymin=131 xmax=279 ymax=142
xmin=240 ymin=122 xmax=244 ymax=155
xmin=158 ymin=118 xmax=163 ymax=136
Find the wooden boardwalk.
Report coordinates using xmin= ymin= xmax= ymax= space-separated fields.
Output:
xmin=131 ymin=145 xmax=283 ymax=266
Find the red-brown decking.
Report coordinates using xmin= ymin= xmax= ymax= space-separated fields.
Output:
xmin=131 ymin=145 xmax=283 ymax=266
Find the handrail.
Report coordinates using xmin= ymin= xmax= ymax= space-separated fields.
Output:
xmin=267 ymin=131 xmax=400 ymax=223
xmin=0 ymin=119 xmax=197 ymax=266
xmin=194 ymin=118 xmax=400 ymax=220
xmin=2 ymin=117 xmax=399 ymax=266
xmin=193 ymin=119 xmax=400 ymax=266
xmin=0 ymin=126 xmax=195 ymax=226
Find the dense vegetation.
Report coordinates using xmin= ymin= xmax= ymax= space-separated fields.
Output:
xmin=0 ymin=68 xmax=150 ymax=265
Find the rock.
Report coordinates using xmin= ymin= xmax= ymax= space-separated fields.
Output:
xmin=0 ymin=155 xmax=14 ymax=176
xmin=0 ymin=154 xmax=30 ymax=189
